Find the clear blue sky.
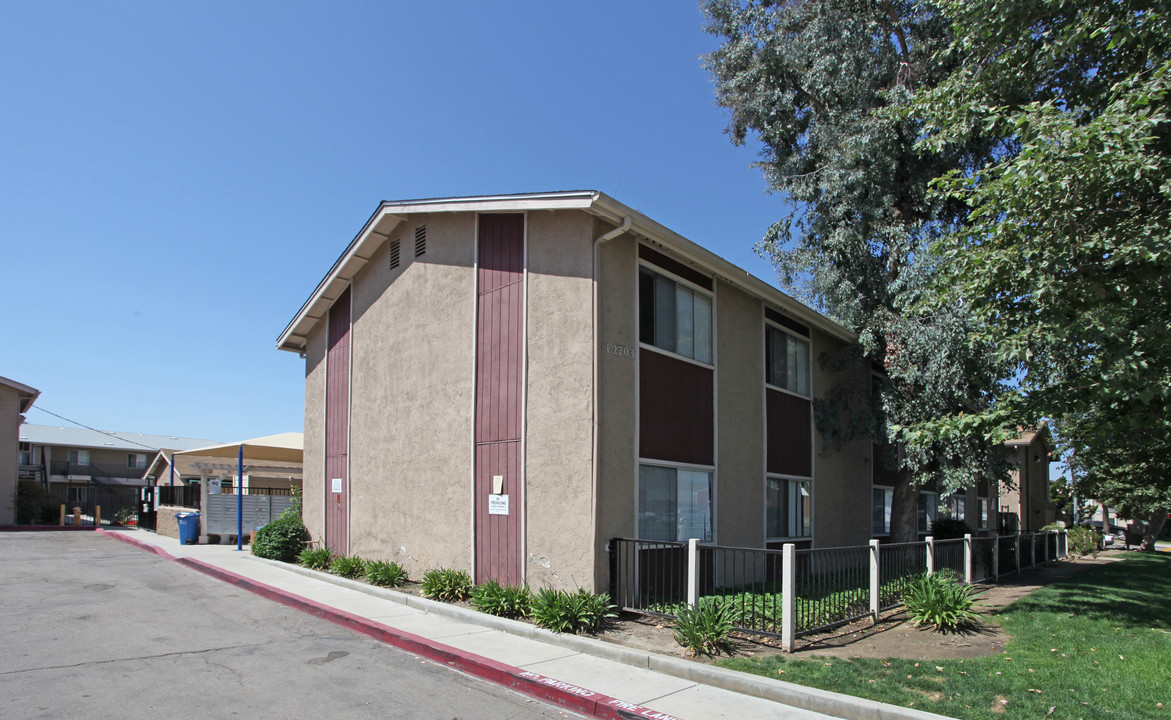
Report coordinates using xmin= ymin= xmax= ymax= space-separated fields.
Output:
xmin=1 ymin=1 xmax=790 ymax=443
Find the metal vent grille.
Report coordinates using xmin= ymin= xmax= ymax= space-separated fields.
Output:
xmin=414 ymin=225 xmax=426 ymax=257
xmin=389 ymin=239 xmax=400 ymax=269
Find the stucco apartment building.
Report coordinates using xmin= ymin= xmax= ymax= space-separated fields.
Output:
xmin=18 ymin=424 xmax=214 ymax=510
xmin=278 ymin=191 xmax=883 ymax=592
xmin=1000 ymin=426 xmax=1055 ymax=532
xmin=1 ymin=376 xmax=40 ymax=525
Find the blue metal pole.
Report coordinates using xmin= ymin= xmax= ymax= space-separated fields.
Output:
xmin=169 ymin=453 xmax=175 ymax=487
xmin=236 ymin=445 xmax=244 ymax=551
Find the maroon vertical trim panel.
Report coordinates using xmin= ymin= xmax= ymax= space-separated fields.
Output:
xmin=474 ymin=214 xmax=524 ymax=585
xmin=325 ymin=286 xmax=351 ymax=554
xmin=638 ymin=350 xmax=714 ymax=466
xmin=765 ymin=388 xmax=812 ymax=477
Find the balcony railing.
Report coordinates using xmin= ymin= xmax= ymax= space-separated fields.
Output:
xmin=50 ymin=460 xmax=149 ymax=482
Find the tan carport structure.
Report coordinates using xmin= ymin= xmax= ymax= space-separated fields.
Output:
xmin=173 ymin=433 xmax=303 ymax=549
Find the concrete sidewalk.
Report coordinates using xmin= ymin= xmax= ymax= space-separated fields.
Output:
xmin=101 ymin=529 xmax=950 ymax=720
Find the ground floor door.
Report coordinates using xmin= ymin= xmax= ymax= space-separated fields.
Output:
xmin=325 ymin=286 xmax=351 ymax=555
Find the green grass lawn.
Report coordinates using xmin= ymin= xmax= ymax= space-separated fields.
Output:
xmin=716 ymin=553 xmax=1171 ymax=720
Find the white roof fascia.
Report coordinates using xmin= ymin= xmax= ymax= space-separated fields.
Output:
xmin=589 ymin=193 xmax=856 ymax=344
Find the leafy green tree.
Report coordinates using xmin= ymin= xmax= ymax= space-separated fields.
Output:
xmin=703 ymin=0 xmax=1009 ymax=540
xmin=912 ymin=1 xmax=1171 ymax=522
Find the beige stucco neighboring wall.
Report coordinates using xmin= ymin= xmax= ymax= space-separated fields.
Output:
xmin=0 ymin=386 xmax=19 ymax=524
xmin=714 ymin=280 xmax=766 ymax=547
xmin=808 ymin=327 xmax=872 ymax=548
xmin=347 ymin=212 xmax=476 ymax=575
xmin=302 ymin=315 xmax=327 ymax=547
xmin=524 ymin=210 xmax=596 ymax=590
xmin=594 ymin=229 xmax=639 ymax=590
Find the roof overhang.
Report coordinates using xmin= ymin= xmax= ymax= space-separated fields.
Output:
xmin=0 ymin=375 xmax=40 ymax=413
xmin=276 ymin=190 xmax=854 ymax=353
xmin=174 ymin=432 xmax=303 ymax=464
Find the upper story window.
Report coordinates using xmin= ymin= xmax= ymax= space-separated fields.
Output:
xmin=128 ymin=453 xmax=148 ymax=469
xmin=68 ymin=449 xmax=90 ymax=465
xmin=639 ymin=266 xmax=712 ymax=364
xmin=766 ymin=325 xmax=810 ymax=396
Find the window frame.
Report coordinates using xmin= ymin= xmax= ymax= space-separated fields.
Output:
xmin=918 ymin=491 xmax=939 ymax=534
xmin=636 ymin=460 xmax=716 ymax=543
xmin=871 ymin=485 xmax=894 ymax=536
xmin=128 ymin=453 xmax=148 ymax=469
xmin=978 ymin=497 xmax=990 ymax=530
xmin=68 ymin=449 xmax=90 ymax=466
xmin=764 ymin=322 xmax=812 ymax=399
xmin=947 ymin=493 xmax=967 ymax=522
xmin=637 ymin=262 xmax=715 ymax=368
xmin=765 ymin=473 xmax=813 ymax=542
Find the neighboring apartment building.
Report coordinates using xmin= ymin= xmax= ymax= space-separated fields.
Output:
xmin=18 ymin=424 xmax=214 ymax=510
xmin=1001 ymin=426 xmax=1055 ymax=532
xmin=278 ymin=191 xmax=876 ymax=592
xmin=1 ymin=376 xmax=40 ymax=525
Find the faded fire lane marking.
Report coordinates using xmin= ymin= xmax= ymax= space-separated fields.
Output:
xmin=516 ymin=671 xmax=684 ymax=720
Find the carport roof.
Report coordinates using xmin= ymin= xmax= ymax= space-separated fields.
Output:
xmin=174 ymin=432 xmax=303 ymax=464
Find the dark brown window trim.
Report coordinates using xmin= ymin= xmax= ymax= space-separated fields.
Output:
xmin=765 ymin=307 xmax=810 ymax=337
xmin=638 ymin=244 xmax=712 ymax=291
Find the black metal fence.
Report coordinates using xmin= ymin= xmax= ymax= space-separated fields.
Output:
xmin=42 ymin=483 xmax=141 ymax=526
xmin=158 ymin=485 xmax=201 ymax=510
xmin=611 ymin=530 xmax=1068 ymax=649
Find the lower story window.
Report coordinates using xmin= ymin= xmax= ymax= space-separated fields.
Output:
xmin=947 ymin=494 xmax=966 ymax=521
xmin=978 ymin=498 xmax=990 ymax=530
xmin=918 ymin=491 xmax=938 ymax=534
xmin=767 ymin=476 xmax=811 ymax=539
xmin=638 ymin=464 xmax=713 ymax=542
xmin=872 ymin=486 xmax=893 ymax=535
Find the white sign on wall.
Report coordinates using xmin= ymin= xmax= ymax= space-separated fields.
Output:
xmin=208 ymin=478 xmax=222 ymax=494
xmin=488 ymin=494 xmax=509 ymax=516
xmin=331 ymin=478 xmax=343 ymax=494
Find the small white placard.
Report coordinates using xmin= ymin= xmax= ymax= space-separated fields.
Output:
xmin=492 ymin=475 xmax=504 ymax=495
xmin=331 ymin=477 xmax=343 ymax=494
xmin=488 ymin=494 xmax=509 ymax=515
xmin=208 ymin=478 xmax=222 ymax=494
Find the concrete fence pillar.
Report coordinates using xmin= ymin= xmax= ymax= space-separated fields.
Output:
xmin=686 ymin=538 xmax=699 ymax=608
xmin=781 ymin=543 xmax=796 ymax=652
xmin=925 ymin=536 xmax=935 ymax=576
xmin=992 ymin=533 xmax=1000 ymax=580
xmin=1014 ymin=533 xmax=1021 ymax=573
xmin=868 ymin=539 xmax=880 ymax=623
xmin=963 ymin=533 xmax=973 ymax=584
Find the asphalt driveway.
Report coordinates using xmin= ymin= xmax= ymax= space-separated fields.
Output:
xmin=0 ymin=531 xmax=577 ymax=720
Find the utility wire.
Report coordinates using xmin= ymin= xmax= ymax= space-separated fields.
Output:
xmin=27 ymin=406 xmax=162 ymax=451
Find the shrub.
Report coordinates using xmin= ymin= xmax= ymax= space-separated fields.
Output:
xmin=1067 ymin=525 xmax=1102 ymax=558
xmin=530 ymin=588 xmax=616 ymax=634
xmin=250 ymin=514 xmax=310 ymax=563
xmin=930 ymin=517 xmax=973 ymax=540
xmin=364 ymin=559 xmax=408 ymax=587
xmin=298 ymin=547 xmax=333 ymax=570
xmin=470 ymin=580 xmax=531 ymax=618
xmin=15 ymin=482 xmax=58 ymax=525
xmin=673 ymin=598 xmax=736 ymax=657
xmin=329 ymin=554 xmax=365 ymax=579
xmin=420 ymin=568 xmax=473 ymax=601
xmin=903 ymin=571 xmax=980 ymax=633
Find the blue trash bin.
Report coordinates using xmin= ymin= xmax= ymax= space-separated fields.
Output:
xmin=175 ymin=512 xmax=200 ymax=545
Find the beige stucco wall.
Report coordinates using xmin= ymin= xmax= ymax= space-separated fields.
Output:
xmin=302 ymin=314 xmax=327 ymax=547
xmin=346 ymin=212 xmax=476 ymax=575
xmin=524 ymin=210 xmax=596 ymax=590
xmin=0 ymin=386 xmax=19 ymax=524
xmin=808 ymin=327 xmax=872 ymax=548
xmin=714 ymin=280 xmax=766 ymax=547
xmin=594 ymin=229 xmax=638 ymax=590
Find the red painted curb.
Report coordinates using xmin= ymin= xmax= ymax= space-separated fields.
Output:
xmin=0 ymin=525 xmax=100 ymax=531
xmin=98 ymin=531 xmax=681 ymax=720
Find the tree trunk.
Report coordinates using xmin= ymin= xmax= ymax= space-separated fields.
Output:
xmin=890 ymin=477 xmax=919 ymax=543
xmin=1140 ymin=508 xmax=1167 ymax=552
